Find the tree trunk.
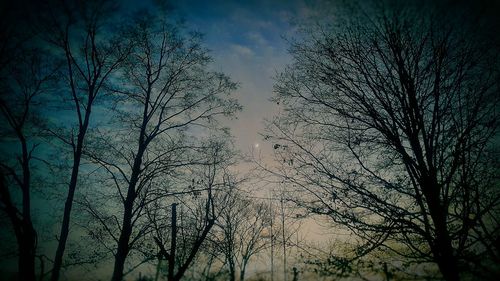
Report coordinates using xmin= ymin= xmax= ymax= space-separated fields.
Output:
xmin=111 ymin=144 xmax=145 ymax=281
xmin=19 ymin=137 xmax=37 ymax=281
xmin=423 ymin=178 xmax=460 ymax=281
xmin=434 ymin=242 xmax=460 ymax=281
xmin=171 ymin=219 xmax=215 ymax=281
xmin=432 ymin=212 xmax=460 ymax=281
xmin=51 ymin=138 xmax=84 ymax=281
xmin=154 ymin=258 xmax=162 ymax=281
xmin=239 ymin=262 xmax=247 ymax=281
xmin=228 ymin=262 xmax=236 ymax=281
xmin=51 ymin=96 xmax=93 ymax=280
xmin=18 ymin=223 xmax=37 ymax=281
xmin=0 ymin=159 xmax=37 ymax=281
xmin=1 ymin=199 xmax=37 ymax=281
xmin=111 ymin=196 xmax=134 ymax=281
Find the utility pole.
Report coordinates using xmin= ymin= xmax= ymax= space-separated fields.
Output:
xmin=168 ymin=203 xmax=178 ymax=281
xmin=281 ymin=197 xmax=287 ymax=281
xmin=269 ymin=193 xmax=274 ymax=281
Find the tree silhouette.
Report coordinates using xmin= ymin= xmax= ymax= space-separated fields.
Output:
xmin=149 ymin=139 xmax=238 ymax=281
xmin=0 ymin=9 xmax=56 ymax=278
xmin=35 ymin=1 xmax=131 ymax=279
xmin=267 ymin=4 xmax=500 ymax=281
xmin=214 ymin=191 xmax=272 ymax=281
xmin=76 ymin=11 xmax=240 ymax=281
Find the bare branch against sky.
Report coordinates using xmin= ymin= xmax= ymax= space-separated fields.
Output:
xmin=0 ymin=1 xmax=499 ymax=281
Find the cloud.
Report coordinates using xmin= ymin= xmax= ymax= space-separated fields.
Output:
xmin=230 ymin=44 xmax=255 ymax=57
xmin=247 ymin=31 xmax=267 ymax=46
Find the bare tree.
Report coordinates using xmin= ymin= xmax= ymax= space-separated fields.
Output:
xmin=35 ymin=1 xmax=131 ymax=280
xmin=214 ymin=190 xmax=272 ymax=281
xmin=78 ymin=11 xmax=239 ymax=281
xmin=266 ymin=4 xmax=500 ymax=281
xmin=0 ymin=35 xmax=55 ymax=281
xmin=148 ymin=138 xmax=238 ymax=281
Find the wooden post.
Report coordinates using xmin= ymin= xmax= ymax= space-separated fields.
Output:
xmin=168 ymin=203 xmax=178 ymax=281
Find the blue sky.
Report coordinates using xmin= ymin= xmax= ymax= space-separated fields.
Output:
xmin=167 ymin=0 xmax=333 ymax=154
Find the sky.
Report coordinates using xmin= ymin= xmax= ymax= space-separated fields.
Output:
xmin=165 ymin=0 xmax=345 ymax=255
xmin=2 ymin=0 xmax=499 ymax=280
xmin=1 ymin=1 xmax=336 ymax=278
xmin=166 ymin=0 xmax=500 ymax=160
xmin=165 ymin=0 xmax=332 ymax=156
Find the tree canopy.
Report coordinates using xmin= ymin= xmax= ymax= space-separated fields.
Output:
xmin=267 ymin=3 xmax=500 ymax=281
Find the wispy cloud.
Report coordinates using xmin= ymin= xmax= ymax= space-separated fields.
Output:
xmin=230 ymin=44 xmax=255 ymax=57
xmin=246 ymin=31 xmax=267 ymax=46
